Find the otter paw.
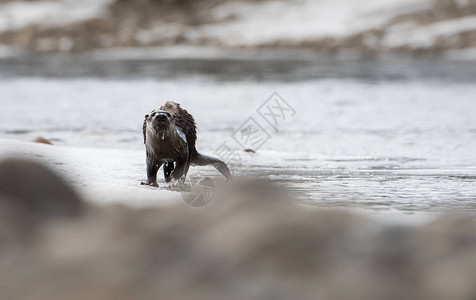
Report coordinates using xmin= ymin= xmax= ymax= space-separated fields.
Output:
xmin=167 ymin=178 xmax=187 ymax=190
xmin=141 ymin=181 xmax=159 ymax=187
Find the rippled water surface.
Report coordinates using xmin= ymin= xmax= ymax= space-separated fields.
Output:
xmin=1 ymin=53 xmax=475 ymax=215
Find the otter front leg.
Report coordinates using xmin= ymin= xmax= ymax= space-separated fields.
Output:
xmin=169 ymin=146 xmax=189 ymax=187
xmin=170 ymin=159 xmax=189 ymax=186
xmin=141 ymin=158 xmax=162 ymax=187
xmin=163 ymin=162 xmax=174 ymax=183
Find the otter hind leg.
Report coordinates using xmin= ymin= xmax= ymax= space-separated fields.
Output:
xmin=192 ymin=152 xmax=232 ymax=181
xmin=171 ymin=159 xmax=189 ymax=181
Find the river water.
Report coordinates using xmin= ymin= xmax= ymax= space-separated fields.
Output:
xmin=1 ymin=52 xmax=475 ymax=216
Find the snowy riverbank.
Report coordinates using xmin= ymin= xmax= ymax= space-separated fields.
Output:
xmin=0 ymin=137 xmax=457 ymax=225
xmin=0 ymin=138 xmax=180 ymax=207
xmin=0 ymin=0 xmax=476 ymax=56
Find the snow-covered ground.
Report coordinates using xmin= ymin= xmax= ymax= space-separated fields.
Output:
xmin=0 ymin=138 xmax=181 ymax=207
xmin=0 ymin=137 xmax=440 ymax=225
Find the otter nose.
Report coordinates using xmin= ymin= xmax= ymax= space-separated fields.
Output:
xmin=156 ymin=114 xmax=167 ymax=120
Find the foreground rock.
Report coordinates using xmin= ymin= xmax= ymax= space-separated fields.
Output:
xmin=0 ymin=157 xmax=475 ymax=300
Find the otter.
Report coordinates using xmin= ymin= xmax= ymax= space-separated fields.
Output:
xmin=141 ymin=101 xmax=232 ymax=187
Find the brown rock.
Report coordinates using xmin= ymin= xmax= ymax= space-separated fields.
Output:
xmin=0 ymin=157 xmax=85 ymax=222
xmin=33 ymin=137 xmax=53 ymax=145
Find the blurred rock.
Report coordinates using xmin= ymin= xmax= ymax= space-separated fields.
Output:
xmin=0 ymin=159 xmax=475 ymax=300
xmin=0 ymin=158 xmax=85 ymax=223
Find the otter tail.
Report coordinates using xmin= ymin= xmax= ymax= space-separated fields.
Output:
xmin=192 ymin=152 xmax=232 ymax=181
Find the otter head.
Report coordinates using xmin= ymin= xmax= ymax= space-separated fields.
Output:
xmin=160 ymin=101 xmax=181 ymax=114
xmin=145 ymin=110 xmax=175 ymax=132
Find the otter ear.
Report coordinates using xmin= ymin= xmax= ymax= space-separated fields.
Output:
xmin=145 ymin=114 xmax=149 ymax=119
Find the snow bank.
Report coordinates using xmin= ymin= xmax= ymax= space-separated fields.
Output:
xmin=383 ymin=16 xmax=476 ymax=48
xmin=190 ymin=0 xmax=432 ymax=46
xmin=0 ymin=138 xmax=180 ymax=207
xmin=0 ymin=0 xmax=113 ymax=31
xmin=0 ymin=138 xmax=439 ymax=225
xmin=1 ymin=0 xmax=475 ymax=56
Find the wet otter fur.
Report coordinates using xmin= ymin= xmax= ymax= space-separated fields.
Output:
xmin=141 ymin=101 xmax=232 ymax=187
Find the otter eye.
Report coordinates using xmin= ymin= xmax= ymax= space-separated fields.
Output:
xmin=166 ymin=112 xmax=172 ymax=118
xmin=145 ymin=114 xmax=149 ymax=119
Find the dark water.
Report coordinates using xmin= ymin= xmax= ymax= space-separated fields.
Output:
xmin=2 ymin=53 xmax=476 ymax=82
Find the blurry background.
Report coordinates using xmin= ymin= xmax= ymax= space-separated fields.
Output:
xmin=1 ymin=0 xmax=476 ymax=54
xmin=0 ymin=0 xmax=475 ymax=216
